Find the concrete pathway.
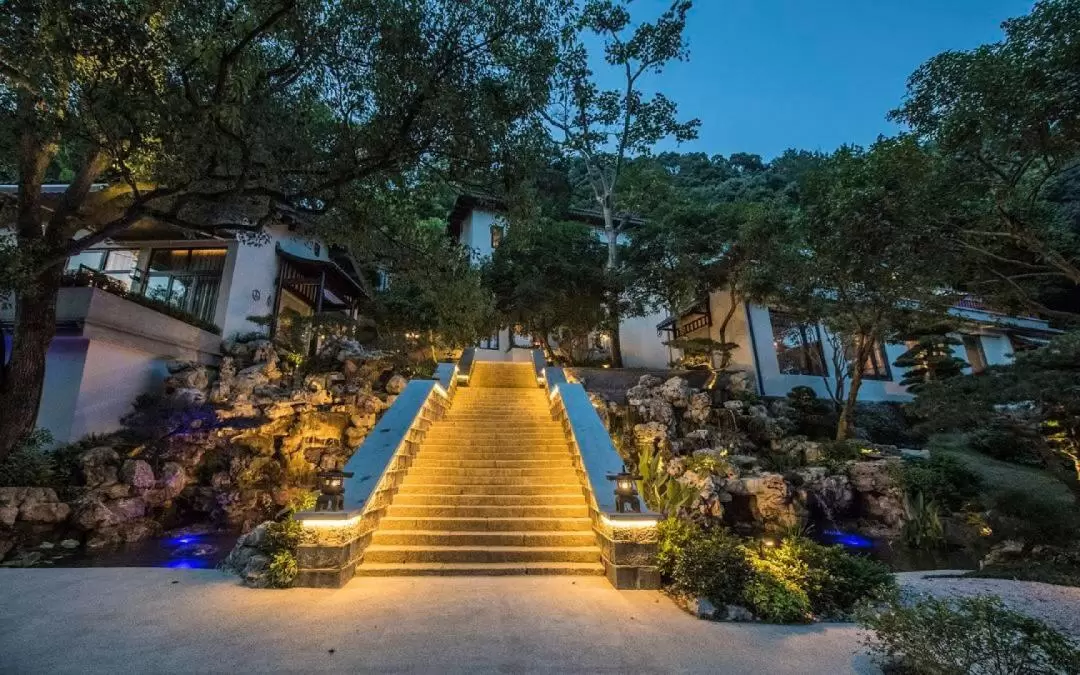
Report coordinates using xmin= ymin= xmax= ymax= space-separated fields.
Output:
xmin=0 ymin=569 xmax=877 ymax=674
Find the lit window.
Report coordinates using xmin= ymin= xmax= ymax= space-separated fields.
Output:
xmin=490 ymin=224 xmax=504 ymax=249
xmin=142 ymin=248 xmax=226 ymax=323
xmin=769 ymin=310 xmax=826 ymax=376
xmin=845 ymin=340 xmax=892 ymax=380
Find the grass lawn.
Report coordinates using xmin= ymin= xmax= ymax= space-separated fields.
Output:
xmin=930 ymin=434 xmax=1075 ymax=506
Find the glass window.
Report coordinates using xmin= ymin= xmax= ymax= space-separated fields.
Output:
xmin=769 ymin=310 xmax=826 ymax=376
xmin=65 ymin=250 xmax=105 ymax=272
xmin=65 ymin=249 xmax=138 ymax=289
xmin=478 ymin=333 xmax=500 ymax=350
xmin=141 ymin=248 xmax=226 ymax=323
xmin=846 ymin=340 xmax=892 ymax=380
xmin=490 ymin=224 xmax=504 ymax=249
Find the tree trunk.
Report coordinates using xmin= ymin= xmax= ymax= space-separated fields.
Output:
xmin=836 ymin=336 xmax=870 ymax=441
xmin=602 ymin=206 xmax=623 ymax=367
xmin=0 ymin=266 xmax=63 ymax=460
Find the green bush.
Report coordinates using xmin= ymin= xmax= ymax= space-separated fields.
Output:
xmin=860 ymin=595 xmax=1080 ymax=674
xmin=968 ymin=417 xmax=1046 ymax=466
xmin=901 ymin=492 xmax=946 ymax=550
xmin=854 ymin=403 xmax=915 ymax=446
xmin=785 ymin=386 xmax=839 ymax=439
xmin=988 ymin=490 xmax=1080 ymax=544
xmin=657 ymin=518 xmax=752 ymax=606
xmin=795 ymin=540 xmax=896 ymax=617
xmin=820 ymin=439 xmax=864 ymax=462
xmin=658 ymin=519 xmax=895 ymax=622
xmin=0 ymin=429 xmax=55 ymax=487
xmin=901 ymin=454 xmax=981 ymax=511
xmin=266 ymin=551 xmax=298 ymax=588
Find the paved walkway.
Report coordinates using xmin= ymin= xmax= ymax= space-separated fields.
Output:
xmin=0 ymin=569 xmax=877 ymax=674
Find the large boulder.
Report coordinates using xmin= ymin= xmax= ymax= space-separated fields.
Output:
xmin=158 ymin=462 xmax=188 ymax=501
xmin=848 ymin=458 xmax=906 ymax=529
xmin=726 ymin=473 xmax=798 ymax=530
xmin=80 ymin=446 xmax=120 ymax=487
xmin=0 ymin=487 xmax=70 ymax=524
xmin=120 ymin=460 xmax=155 ymax=490
xmin=165 ymin=365 xmax=209 ymax=391
xmin=385 ymin=374 xmax=407 ymax=395
xmin=659 ymin=377 xmax=691 ymax=408
xmin=684 ymin=392 xmax=712 ymax=425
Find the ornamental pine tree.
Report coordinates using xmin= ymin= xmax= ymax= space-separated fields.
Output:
xmin=893 ymin=330 xmax=967 ymax=393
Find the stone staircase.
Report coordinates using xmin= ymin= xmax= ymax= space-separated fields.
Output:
xmin=356 ymin=362 xmax=603 ymax=576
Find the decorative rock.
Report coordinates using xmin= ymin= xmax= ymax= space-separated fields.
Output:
xmin=60 ymin=539 xmax=80 ymax=549
xmin=121 ymin=459 xmax=155 ymax=490
xmin=0 ymin=505 xmax=17 ymax=527
xmin=0 ymin=551 xmax=42 ymax=568
xmin=107 ymin=497 xmax=147 ymax=521
xmin=166 ymin=365 xmax=209 ymax=391
xmin=723 ymin=604 xmax=755 ymax=622
xmin=80 ymin=446 xmax=120 ymax=487
xmin=385 ymin=374 xmax=407 ymax=395
xmin=659 ymin=377 xmax=691 ymax=408
xmin=72 ymin=497 xmax=119 ymax=531
xmin=647 ymin=398 xmax=674 ymax=425
xmin=158 ymin=462 xmax=188 ymax=501
xmin=637 ymin=374 xmax=663 ymax=389
xmin=689 ymin=596 xmax=718 ymax=619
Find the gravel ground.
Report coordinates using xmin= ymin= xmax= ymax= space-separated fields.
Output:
xmin=896 ymin=570 xmax=1080 ymax=637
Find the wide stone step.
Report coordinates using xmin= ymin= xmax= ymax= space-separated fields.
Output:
xmin=406 ymin=467 xmax=578 ymax=478
xmin=421 ymin=441 xmax=568 ymax=451
xmin=363 ymin=545 xmax=601 ymax=564
xmin=398 ymin=477 xmax=580 ymax=490
xmin=354 ymin=562 xmax=604 ymax=577
xmin=410 ymin=459 xmax=573 ymax=469
xmin=417 ymin=450 xmax=571 ymax=460
xmin=371 ymin=530 xmax=597 ymax=547
xmin=392 ymin=493 xmax=586 ymax=506
xmin=378 ymin=516 xmax=593 ymax=532
xmin=395 ymin=483 xmax=583 ymax=496
xmin=386 ymin=504 xmax=589 ymax=518
xmin=424 ymin=431 xmax=566 ymax=440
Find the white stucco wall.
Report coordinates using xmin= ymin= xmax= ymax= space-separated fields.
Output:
xmin=461 ymin=209 xmax=502 ymax=261
xmin=68 ymin=340 xmax=167 ymax=440
xmin=619 ymin=311 xmax=672 ymax=369
xmin=23 ymin=336 xmax=89 ymax=444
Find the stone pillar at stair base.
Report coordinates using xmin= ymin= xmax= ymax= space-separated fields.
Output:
xmin=595 ymin=516 xmax=661 ymax=590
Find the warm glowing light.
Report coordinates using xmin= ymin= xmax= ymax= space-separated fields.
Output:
xmin=601 ymin=515 xmax=659 ymax=529
xmin=549 ymin=385 xmax=560 ymax=401
xmin=300 ymin=515 xmax=362 ymax=529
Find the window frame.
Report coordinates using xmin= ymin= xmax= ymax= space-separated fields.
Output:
xmin=768 ymin=309 xmax=827 ymax=376
xmin=142 ymin=247 xmax=227 ymax=324
xmin=847 ymin=340 xmax=893 ymax=381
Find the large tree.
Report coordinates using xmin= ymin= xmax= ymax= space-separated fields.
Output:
xmin=543 ymin=0 xmax=699 ymax=366
xmin=0 ymin=0 xmax=570 ymax=459
xmin=482 ymin=217 xmax=608 ymax=364
xmin=753 ymin=137 xmax=960 ymax=440
xmin=891 ymin=0 xmax=1080 ymax=321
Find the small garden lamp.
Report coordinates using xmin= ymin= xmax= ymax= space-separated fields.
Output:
xmin=758 ymin=537 xmax=776 ymax=555
xmin=315 ymin=470 xmax=354 ymax=512
xmin=606 ymin=466 xmax=642 ymax=513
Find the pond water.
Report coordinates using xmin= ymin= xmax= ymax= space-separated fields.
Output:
xmin=817 ymin=528 xmax=979 ymax=572
xmin=39 ymin=530 xmax=238 ymax=570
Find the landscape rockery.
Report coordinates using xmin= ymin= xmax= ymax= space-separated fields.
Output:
xmin=0 ymin=333 xmax=409 ymax=569
xmin=576 ymin=371 xmax=978 ymax=623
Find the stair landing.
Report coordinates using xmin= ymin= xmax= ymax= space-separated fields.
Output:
xmin=356 ymin=362 xmax=602 ymax=577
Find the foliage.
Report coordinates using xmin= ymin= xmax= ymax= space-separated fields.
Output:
xmin=901 ymin=492 xmax=945 ymax=550
xmin=683 ymin=452 xmax=731 ymax=478
xmin=974 ymin=543 xmax=1080 ymax=588
xmin=854 ymin=403 xmax=916 ymax=447
xmin=900 ymin=454 xmax=982 ymax=511
xmin=968 ymin=416 xmax=1047 ymax=466
xmin=483 ymin=218 xmax=608 ymax=364
xmin=891 ymin=330 xmax=966 ymax=394
xmin=748 ymin=137 xmax=959 ymax=440
xmin=785 ymin=386 xmax=839 ymax=440
xmin=658 ymin=519 xmax=895 ymax=623
xmin=664 ymin=338 xmax=739 ymax=372
xmin=987 ymin=490 xmax=1080 ymax=545
xmin=0 ymin=429 xmax=55 ymax=487
xmin=264 ymin=518 xmax=303 ymax=555
xmin=656 ymin=518 xmax=753 ymax=607
xmin=375 ymin=227 xmax=497 ymax=352
xmin=892 ymin=0 xmax=1080 ymax=319
xmin=634 ymin=442 xmax=696 ymax=516
xmin=0 ymin=0 xmax=571 ymax=460
xmin=266 ymin=551 xmax=298 ymax=589
xmin=859 ymin=595 xmax=1080 ymax=675
xmin=911 ymin=331 xmax=1080 ymax=502
xmin=544 ymin=0 xmax=699 ymax=366
xmin=819 ymin=440 xmax=864 ymax=463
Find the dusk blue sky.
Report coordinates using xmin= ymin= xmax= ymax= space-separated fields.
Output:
xmin=588 ymin=0 xmax=1035 ymax=159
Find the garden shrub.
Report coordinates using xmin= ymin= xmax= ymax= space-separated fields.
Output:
xmin=854 ymin=402 xmax=915 ymax=446
xmin=793 ymin=540 xmax=896 ymax=617
xmin=900 ymin=454 xmax=981 ymax=510
xmin=0 ymin=429 xmax=55 ymax=487
xmin=860 ymin=595 xmax=1080 ymax=674
xmin=658 ymin=519 xmax=895 ymax=622
xmin=819 ymin=439 xmax=863 ymax=462
xmin=968 ymin=417 xmax=1046 ymax=466
xmin=785 ymin=386 xmax=838 ymax=440
xmin=988 ymin=490 xmax=1080 ymax=544
xmin=266 ymin=550 xmax=299 ymax=588
xmin=901 ymin=492 xmax=945 ymax=550
xmin=657 ymin=518 xmax=752 ymax=606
